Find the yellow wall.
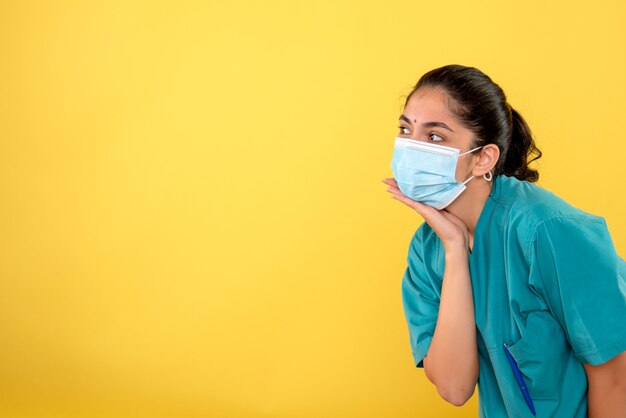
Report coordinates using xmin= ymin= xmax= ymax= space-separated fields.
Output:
xmin=1 ymin=1 xmax=624 ymax=417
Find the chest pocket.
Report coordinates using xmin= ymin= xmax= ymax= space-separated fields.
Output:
xmin=505 ymin=310 xmax=570 ymax=400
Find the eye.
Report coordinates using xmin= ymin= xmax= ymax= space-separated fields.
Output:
xmin=428 ymin=133 xmax=444 ymax=142
xmin=398 ymin=126 xmax=410 ymax=135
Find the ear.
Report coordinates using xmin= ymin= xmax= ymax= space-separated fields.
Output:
xmin=472 ymin=144 xmax=500 ymax=177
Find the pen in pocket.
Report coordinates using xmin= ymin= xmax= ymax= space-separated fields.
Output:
xmin=503 ymin=342 xmax=536 ymax=417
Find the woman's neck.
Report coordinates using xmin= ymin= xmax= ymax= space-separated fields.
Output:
xmin=445 ymin=178 xmax=493 ymax=248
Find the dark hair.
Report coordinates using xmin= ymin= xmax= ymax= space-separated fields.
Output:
xmin=405 ymin=65 xmax=542 ymax=182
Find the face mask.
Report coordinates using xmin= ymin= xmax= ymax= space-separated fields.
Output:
xmin=390 ymin=137 xmax=483 ymax=210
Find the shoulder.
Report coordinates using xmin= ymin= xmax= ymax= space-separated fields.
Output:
xmin=490 ymin=175 xmax=609 ymax=261
xmin=493 ymin=175 xmax=604 ymax=232
xmin=410 ymin=221 xmax=441 ymax=254
xmin=406 ymin=222 xmax=444 ymax=274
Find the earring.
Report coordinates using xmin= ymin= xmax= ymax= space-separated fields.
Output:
xmin=483 ymin=171 xmax=493 ymax=182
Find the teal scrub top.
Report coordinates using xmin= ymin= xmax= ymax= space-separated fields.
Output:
xmin=401 ymin=174 xmax=626 ymax=418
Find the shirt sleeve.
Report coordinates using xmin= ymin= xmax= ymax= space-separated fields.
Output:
xmin=531 ymin=215 xmax=626 ymax=366
xmin=401 ymin=224 xmax=441 ymax=368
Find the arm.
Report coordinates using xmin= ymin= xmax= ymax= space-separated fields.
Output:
xmin=532 ymin=217 xmax=626 ymax=416
xmin=423 ymin=242 xmax=479 ymax=406
xmin=584 ymin=351 xmax=626 ymax=418
xmin=386 ymin=178 xmax=479 ymax=406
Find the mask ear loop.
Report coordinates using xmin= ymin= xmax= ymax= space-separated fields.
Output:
xmin=462 ymin=175 xmax=475 ymax=185
xmin=459 ymin=145 xmax=484 ymax=157
xmin=459 ymin=146 xmax=484 ymax=184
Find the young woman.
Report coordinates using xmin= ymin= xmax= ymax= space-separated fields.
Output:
xmin=383 ymin=65 xmax=626 ymax=417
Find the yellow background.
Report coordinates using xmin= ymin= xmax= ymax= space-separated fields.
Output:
xmin=1 ymin=1 xmax=625 ymax=417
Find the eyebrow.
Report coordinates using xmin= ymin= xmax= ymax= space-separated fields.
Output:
xmin=399 ymin=114 xmax=455 ymax=132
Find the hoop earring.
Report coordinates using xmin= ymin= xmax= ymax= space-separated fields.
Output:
xmin=483 ymin=171 xmax=493 ymax=182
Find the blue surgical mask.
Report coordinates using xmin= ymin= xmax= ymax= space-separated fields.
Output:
xmin=390 ymin=137 xmax=483 ymax=210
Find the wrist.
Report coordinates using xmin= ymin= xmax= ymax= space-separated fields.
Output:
xmin=444 ymin=242 xmax=469 ymax=259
